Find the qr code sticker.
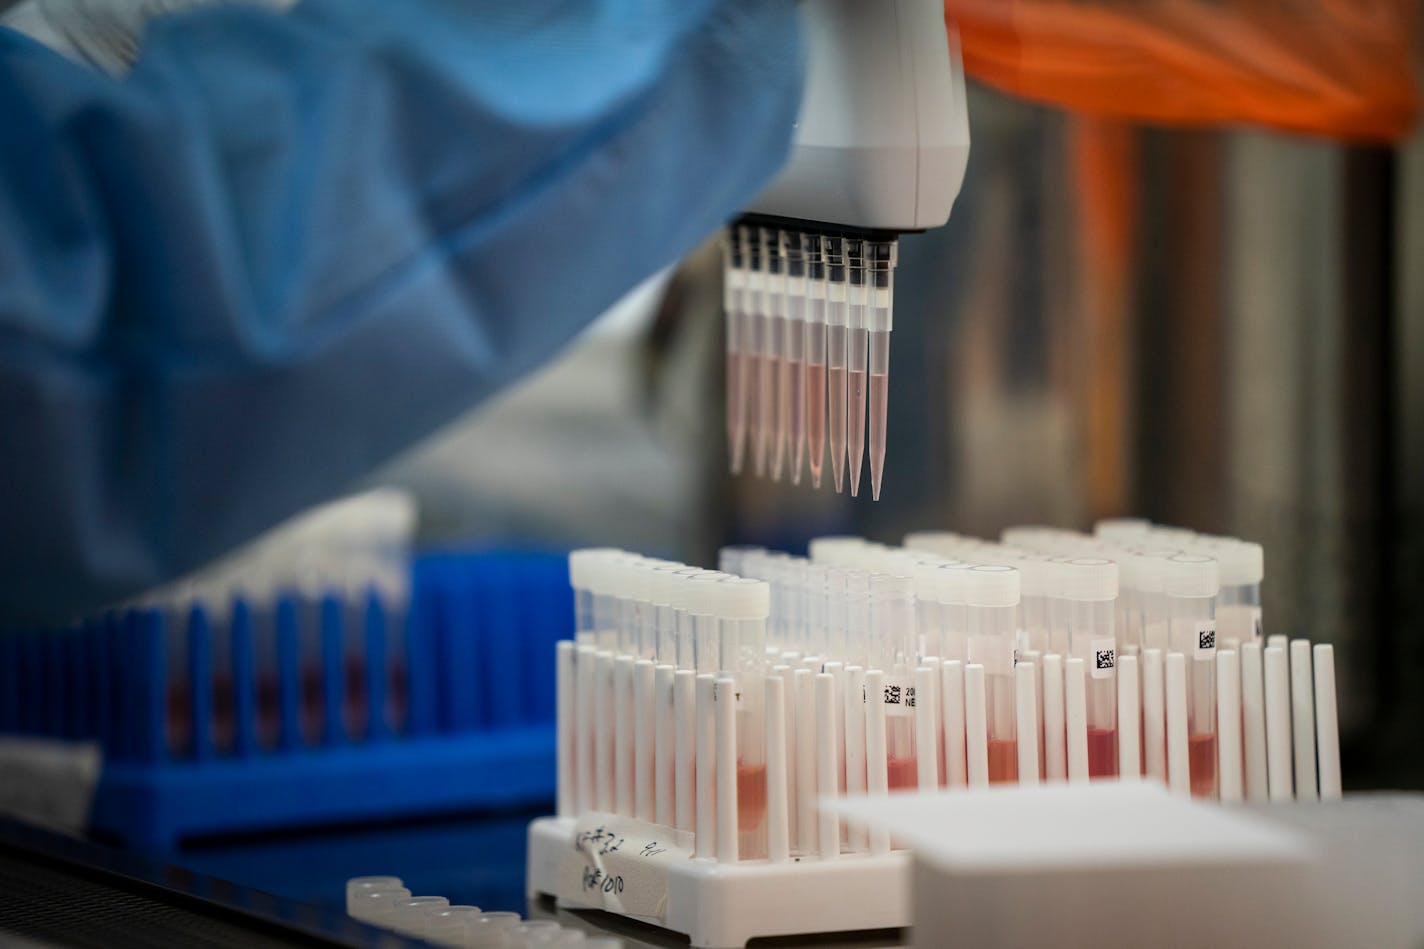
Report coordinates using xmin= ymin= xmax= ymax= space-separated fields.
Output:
xmin=1096 ymin=649 xmax=1115 ymax=671
xmin=884 ymin=684 xmax=902 ymax=705
xmin=1199 ymin=628 xmax=1216 ymax=650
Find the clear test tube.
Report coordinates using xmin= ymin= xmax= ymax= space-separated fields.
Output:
xmin=869 ymin=574 xmax=919 ymax=789
xmin=781 ymin=230 xmax=808 ymax=486
xmin=964 ymin=564 xmax=1021 ymax=784
xmin=823 ymin=236 xmax=849 ymax=493
xmin=824 ymin=567 xmax=851 ymax=662
xmin=671 ymin=568 xmax=714 ymax=670
xmin=1164 ymin=553 xmax=1220 ymax=799
xmin=937 ymin=562 xmax=973 ymax=663
xmin=845 ymin=238 xmax=869 ymax=497
xmin=1045 ymin=559 xmax=1071 ymax=657
xmin=630 ymin=561 xmax=658 ymax=660
xmin=843 ymin=571 xmax=872 ymax=669
xmin=589 ymin=554 xmax=625 ymax=653
xmin=717 ymin=577 xmax=770 ymax=859
xmin=1131 ymin=548 xmax=1178 ymax=653
xmin=913 ymin=559 xmax=947 ymax=660
xmin=803 ymin=563 xmax=830 ymax=659
xmin=1015 ymin=555 xmax=1053 ymax=655
xmin=722 ymin=228 xmax=749 ymax=476
xmin=802 ymin=233 xmax=828 ymax=488
xmin=1204 ymin=540 xmax=1263 ymax=643
xmin=717 ymin=545 xmax=764 ymax=580
xmin=1061 ymin=558 xmax=1120 ymax=779
xmin=738 ymin=224 xmax=767 ymax=479
xmin=866 ymin=238 xmax=897 ymax=501
xmin=569 ymin=548 xmax=619 ymax=644
xmin=762 ymin=226 xmax=788 ymax=482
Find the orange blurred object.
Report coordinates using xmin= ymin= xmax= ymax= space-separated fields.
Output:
xmin=945 ymin=0 xmax=1418 ymax=142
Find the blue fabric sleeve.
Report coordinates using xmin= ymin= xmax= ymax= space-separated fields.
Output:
xmin=0 ymin=0 xmax=803 ymax=621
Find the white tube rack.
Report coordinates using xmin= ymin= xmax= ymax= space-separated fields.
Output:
xmin=526 ymin=815 xmax=910 ymax=949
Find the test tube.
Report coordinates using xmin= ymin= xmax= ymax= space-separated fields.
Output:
xmin=964 ymin=564 xmax=1021 ymax=783
xmin=1061 ymin=558 xmax=1119 ymax=778
xmin=739 ymin=224 xmax=768 ymax=479
xmin=722 ymin=228 xmax=748 ymax=475
xmin=866 ymin=238 xmax=897 ymax=501
xmin=1131 ymin=548 xmax=1177 ymax=653
xmin=763 ymin=227 xmax=788 ymax=481
xmin=1163 ymin=553 xmax=1220 ymax=799
xmin=782 ymin=230 xmax=808 ymax=486
xmin=845 ymin=238 xmax=869 ymax=496
xmin=937 ymin=562 xmax=973 ymax=663
xmin=802 ymin=233 xmax=828 ymax=488
xmin=913 ymin=559 xmax=947 ymax=660
xmin=1206 ymin=539 xmax=1264 ymax=643
xmin=717 ymin=577 xmax=770 ymax=859
xmin=823 ymin=236 xmax=849 ymax=493
xmin=868 ymin=574 xmax=919 ymax=789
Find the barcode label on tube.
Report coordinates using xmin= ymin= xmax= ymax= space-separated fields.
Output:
xmin=1090 ymin=638 xmax=1116 ymax=680
xmin=1195 ymin=621 xmax=1217 ymax=659
xmin=881 ymin=674 xmax=915 ymax=718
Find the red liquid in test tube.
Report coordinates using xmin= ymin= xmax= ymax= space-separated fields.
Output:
xmin=737 ymin=761 xmax=767 ymax=830
xmin=987 ymin=737 xmax=1019 ymax=784
xmin=887 ymin=755 xmax=919 ymax=790
xmin=1087 ymin=726 xmax=1118 ymax=778
xmin=1188 ymin=732 xmax=1217 ymax=799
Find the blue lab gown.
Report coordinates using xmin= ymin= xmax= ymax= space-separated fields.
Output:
xmin=0 ymin=0 xmax=803 ymax=622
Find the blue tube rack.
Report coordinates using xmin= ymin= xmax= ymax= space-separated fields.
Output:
xmin=0 ymin=548 xmax=571 ymax=851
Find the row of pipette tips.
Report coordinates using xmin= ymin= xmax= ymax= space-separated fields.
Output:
xmin=722 ymin=222 xmax=898 ymax=500
xmin=346 ymin=877 xmax=621 ymax=948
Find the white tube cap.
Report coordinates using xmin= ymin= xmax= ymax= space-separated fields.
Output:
xmin=1163 ymin=553 xmax=1220 ymax=598
xmin=963 ymin=564 xmax=1020 ymax=608
xmin=1094 ymin=517 xmax=1150 ymax=542
xmin=1058 ymin=557 xmax=1119 ymax=601
xmin=1126 ymin=547 xmax=1180 ymax=594
xmin=688 ymin=570 xmax=730 ymax=616
xmin=1198 ymin=539 xmax=1264 ymax=586
xmin=569 ymin=548 xmax=622 ymax=590
xmin=998 ymin=525 xmax=1063 ymax=549
xmin=1146 ymin=525 xmax=1196 ymax=547
xmin=937 ymin=561 xmax=973 ymax=605
xmin=808 ymin=536 xmax=866 ymax=565
xmin=717 ymin=577 xmax=770 ymax=620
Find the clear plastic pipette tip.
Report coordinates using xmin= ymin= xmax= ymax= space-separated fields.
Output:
xmin=824 ymin=236 xmax=848 ymax=495
xmin=846 ymin=238 xmax=867 ymax=498
xmin=867 ymin=239 xmax=896 ymax=502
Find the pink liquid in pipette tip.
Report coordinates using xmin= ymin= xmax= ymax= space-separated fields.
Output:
xmin=847 ymin=367 xmax=867 ymax=497
xmin=1087 ymin=726 xmax=1118 ymax=778
xmin=1188 ymin=732 xmax=1217 ymax=799
xmin=987 ymin=738 xmax=1019 ymax=784
xmin=747 ymin=351 xmax=764 ymax=478
xmin=869 ymin=371 xmax=887 ymax=501
xmin=887 ymin=755 xmax=919 ymax=791
xmin=828 ymin=365 xmax=847 ymax=493
xmin=806 ymin=364 xmax=826 ymax=488
xmin=789 ymin=361 xmax=806 ymax=486
xmin=772 ymin=357 xmax=790 ymax=482
xmin=727 ymin=351 xmax=745 ymax=475
xmin=757 ymin=355 xmax=775 ymax=478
